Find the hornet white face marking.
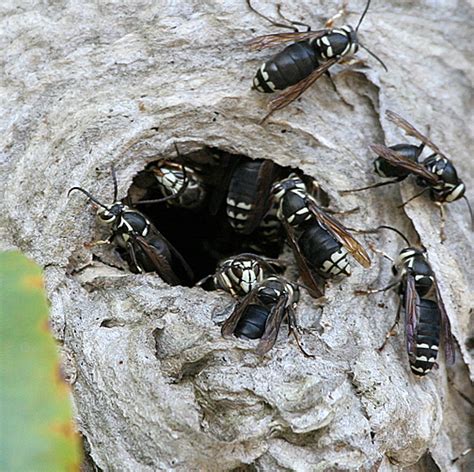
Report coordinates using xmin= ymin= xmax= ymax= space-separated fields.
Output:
xmin=266 ymin=80 xmax=276 ymax=91
xmin=253 ymin=77 xmax=264 ymax=92
xmin=217 ymin=272 xmax=234 ymax=294
xmin=296 ymin=208 xmax=308 ymax=215
xmin=394 ymin=248 xmax=418 ymax=272
xmin=99 ymin=211 xmax=116 ymax=224
xmin=340 ymin=42 xmax=351 ymax=57
xmin=445 ymin=183 xmax=465 ymax=202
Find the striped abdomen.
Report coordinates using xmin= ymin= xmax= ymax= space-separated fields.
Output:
xmin=410 ymin=298 xmax=441 ymax=376
xmin=298 ymin=222 xmax=351 ymax=278
xmin=226 ymin=160 xmax=274 ymax=233
xmin=243 ymin=204 xmax=284 ymax=256
xmin=234 ymin=305 xmax=269 ymax=339
xmin=254 ymin=203 xmax=283 ymax=247
xmin=253 ymin=41 xmax=319 ymax=93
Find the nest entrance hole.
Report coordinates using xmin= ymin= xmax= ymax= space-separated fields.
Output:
xmin=125 ymin=146 xmax=329 ymax=286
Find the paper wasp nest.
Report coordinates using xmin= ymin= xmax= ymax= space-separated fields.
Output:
xmin=0 ymin=1 xmax=472 ymax=470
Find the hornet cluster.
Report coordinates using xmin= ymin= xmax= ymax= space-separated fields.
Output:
xmin=70 ymin=148 xmax=371 ymax=355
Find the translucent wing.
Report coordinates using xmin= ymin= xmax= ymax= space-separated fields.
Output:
xmin=386 ymin=110 xmax=447 ymax=158
xmin=143 ymin=226 xmax=194 ymax=284
xmin=263 ymin=58 xmax=339 ymax=121
xmin=241 ymin=160 xmax=277 ymax=234
xmin=433 ymin=277 xmax=455 ymax=365
xmin=283 ymin=220 xmax=325 ymax=299
xmin=133 ymin=236 xmax=183 ymax=286
xmin=370 ymin=144 xmax=441 ymax=185
xmin=221 ymin=289 xmax=259 ymax=336
xmin=256 ymin=294 xmax=288 ymax=355
xmin=248 ymin=30 xmax=329 ymax=50
xmin=208 ymin=154 xmax=242 ymax=216
xmin=404 ymin=274 xmax=419 ymax=359
xmin=306 ymin=198 xmax=371 ymax=268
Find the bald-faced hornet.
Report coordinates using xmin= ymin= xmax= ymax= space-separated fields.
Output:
xmin=273 ymin=174 xmax=371 ymax=298
xmin=148 ymin=162 xmax=206 ymax=209
xmin=341 ymin=110 xmax=473 ymax=240
xmin=68 ymin=169 xmax=194 ymax=286
xmin=356 ymin=226 xmax=455 ymax=376
xmin=241 ymin=201 xmax=285 ymax=257
xmin=199 ymin=253 xmax=283 ymax=297
xmin=226 ymin=159 xmax=280 ymax=234
xmin=221 ymin=276 xmax=310 ymax=356
xmin=247 ymin=0 xmax=386 ymax=121
xmin=132 ymin=144 xmax=207 ymax=210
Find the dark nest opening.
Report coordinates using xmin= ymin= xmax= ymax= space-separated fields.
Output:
xmin=124 ymin=146 xmax=329 ymax=286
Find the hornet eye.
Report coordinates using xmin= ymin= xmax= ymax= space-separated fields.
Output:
xmin=98 ymin=209 xmax=115 ymax=222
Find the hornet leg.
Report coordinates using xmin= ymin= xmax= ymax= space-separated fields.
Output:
xmin=325 ymin=0 xmax=348 ymax=28
xmin=84 ymin=237 xmax=113 ymax=249
xmin=127 ymin=242 xmax=143 ymax=273
xmin=355 ymin=279 xmax=399 ymax=296
xmin=367 ymin=242 xmax=394 ymax=262
xmin=340 ymin=179 xmax=400 ymax=195
xmin=398 ymin=187 xmax=430 ymax=208
xmin=246 ymin=0 xmax=299 ymax=31
xmin=436 ymin=202 xmax=446 ymax=242
xmin=378 ymin=301 xmax=401 ymax=352
xmin=276 ymin=4 xmax=311 ymax=32
xmin=288 ymin=309 xmax=315 ymax=358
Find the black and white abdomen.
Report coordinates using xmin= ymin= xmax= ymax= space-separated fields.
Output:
xmin=298 ymin=222 xmax=351 ymax=278
xmin=226 ymin=160 xmax=270 ymax=232
xmin=409 ymin=298 xmax=441 ymax=376
xmin=253 ymin=41 xmax=319 ymax=93
xmin=243 ymin=203 xmax=284 ymax=256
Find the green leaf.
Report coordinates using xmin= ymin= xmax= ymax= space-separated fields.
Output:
xmin=0 ymin=252 xmax=82 ymax=472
